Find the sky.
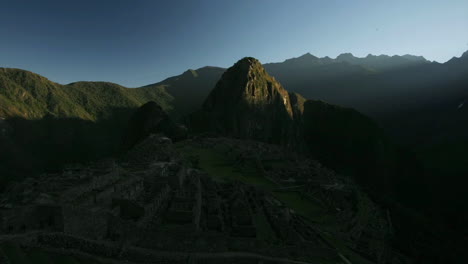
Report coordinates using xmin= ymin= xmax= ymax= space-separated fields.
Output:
xmin=1 ymin=0 xmax=467 ymax=87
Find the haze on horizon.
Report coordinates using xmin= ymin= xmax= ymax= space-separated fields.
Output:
xmin=1 ymin=0 xmax=467 ymax=87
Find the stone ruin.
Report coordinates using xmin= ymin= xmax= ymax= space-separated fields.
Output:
xmin=0 ymin=135 xmax=401 ymax=264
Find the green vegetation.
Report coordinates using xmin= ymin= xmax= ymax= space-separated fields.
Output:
xmin=175 ymin=143 xmax=277 ymax=189
xmin=0 ymin=68 xmax=173 ymax=121
xmin=271 ymin=191 xmax=328 ymax=223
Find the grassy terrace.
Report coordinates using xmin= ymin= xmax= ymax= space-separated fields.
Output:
xmin=175 ymin=143 xmax=277 ymax=188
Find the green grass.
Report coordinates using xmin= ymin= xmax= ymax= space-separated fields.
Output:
xmin=175 ymin=143 xmax=277 ymax=189
xmin=271 ymin=191 xmax=330 ymax=223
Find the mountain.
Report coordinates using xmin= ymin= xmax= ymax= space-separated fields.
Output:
xmin=335 ymin=53 xmax=428 ymax=70
xmin=263 ymin=51 xmax=468 ymax=123
xmin=0 ymin=68 xmax=173 ymax=120
xmin=131 ymin=52 xmax=433 ymax=124
xmin=140 ymin=66 xmax=225 ymax=120
xmin=0 ymin=51 xmax=438 ymax=124
xmin=121 ymin=101 xmax=187 ymax=151
xmin=193 ymin=57 xmax=299 ymax=145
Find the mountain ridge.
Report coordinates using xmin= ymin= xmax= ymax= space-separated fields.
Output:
xmin=0 ymin=67 xmax=173 ymax=120
xmin=0 ymin=50 xmax=446 ymax=121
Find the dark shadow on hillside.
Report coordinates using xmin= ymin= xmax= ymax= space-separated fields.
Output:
xmin=0 ymin=107 xmax=137 ymax=190
xmin=301 ymin=100 xmax=468 ymax=263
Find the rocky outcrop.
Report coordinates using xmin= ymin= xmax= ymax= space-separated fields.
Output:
xmin=122 ymin=101 xmax=186 ymax=151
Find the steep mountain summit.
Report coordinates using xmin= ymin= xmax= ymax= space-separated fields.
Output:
xmin=204 ymin=57 xmax=293 ymax=117
xmin=282 ymin=52 xmax=321 ymax=64
xmin=336 ymin=52 xmax=358 ymax=61
xmin=196 ymin=57 xmax=297 ymax=143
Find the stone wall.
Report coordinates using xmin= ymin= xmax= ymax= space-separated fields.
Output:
xmin=0 ymin=205 xmax=63 ymax=234
xmin=138 ymin=184 xmax=171 ymax=228
xmin=193 ymin=174 xmax=202 ymax=231
xmin=37 ymin=232 xmax=120 ymax=259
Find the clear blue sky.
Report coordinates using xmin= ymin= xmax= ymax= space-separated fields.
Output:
xmin=1 ymin=0 xmax=467 ymax=87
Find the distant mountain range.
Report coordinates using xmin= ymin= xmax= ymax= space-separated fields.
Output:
xmin=2 ymin=51 xmax=466 ymax=124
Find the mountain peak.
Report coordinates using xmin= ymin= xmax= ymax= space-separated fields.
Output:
xmin=230 ymin=57 xmax=263 ymax=71
xmin=237 ymin=56 xmax=261 ymax=65
xmin=336 ymin=53 xmax=357 ymax=60
xmin=298 ymin=52 xmax=317 ymax=59
xmin=227 ymin=57 xmax=265 ymax=76
xmin=200 ymin=57 xmax=295 ymax=142
xmin=181 ymin=69 xmax=199 ymax=78
xmin=401 ymin=54 xmax=428 ymax=62
xmin=204 ymin=57 xmax=291 ymax=111
xmin=280 ymin=53 xmax=320 ymax=65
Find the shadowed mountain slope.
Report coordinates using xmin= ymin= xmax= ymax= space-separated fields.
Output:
xmin=140 ymin=66 xmax=225 ymax=120
xmin=122 ymin=101 xmax=187 ymax=151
